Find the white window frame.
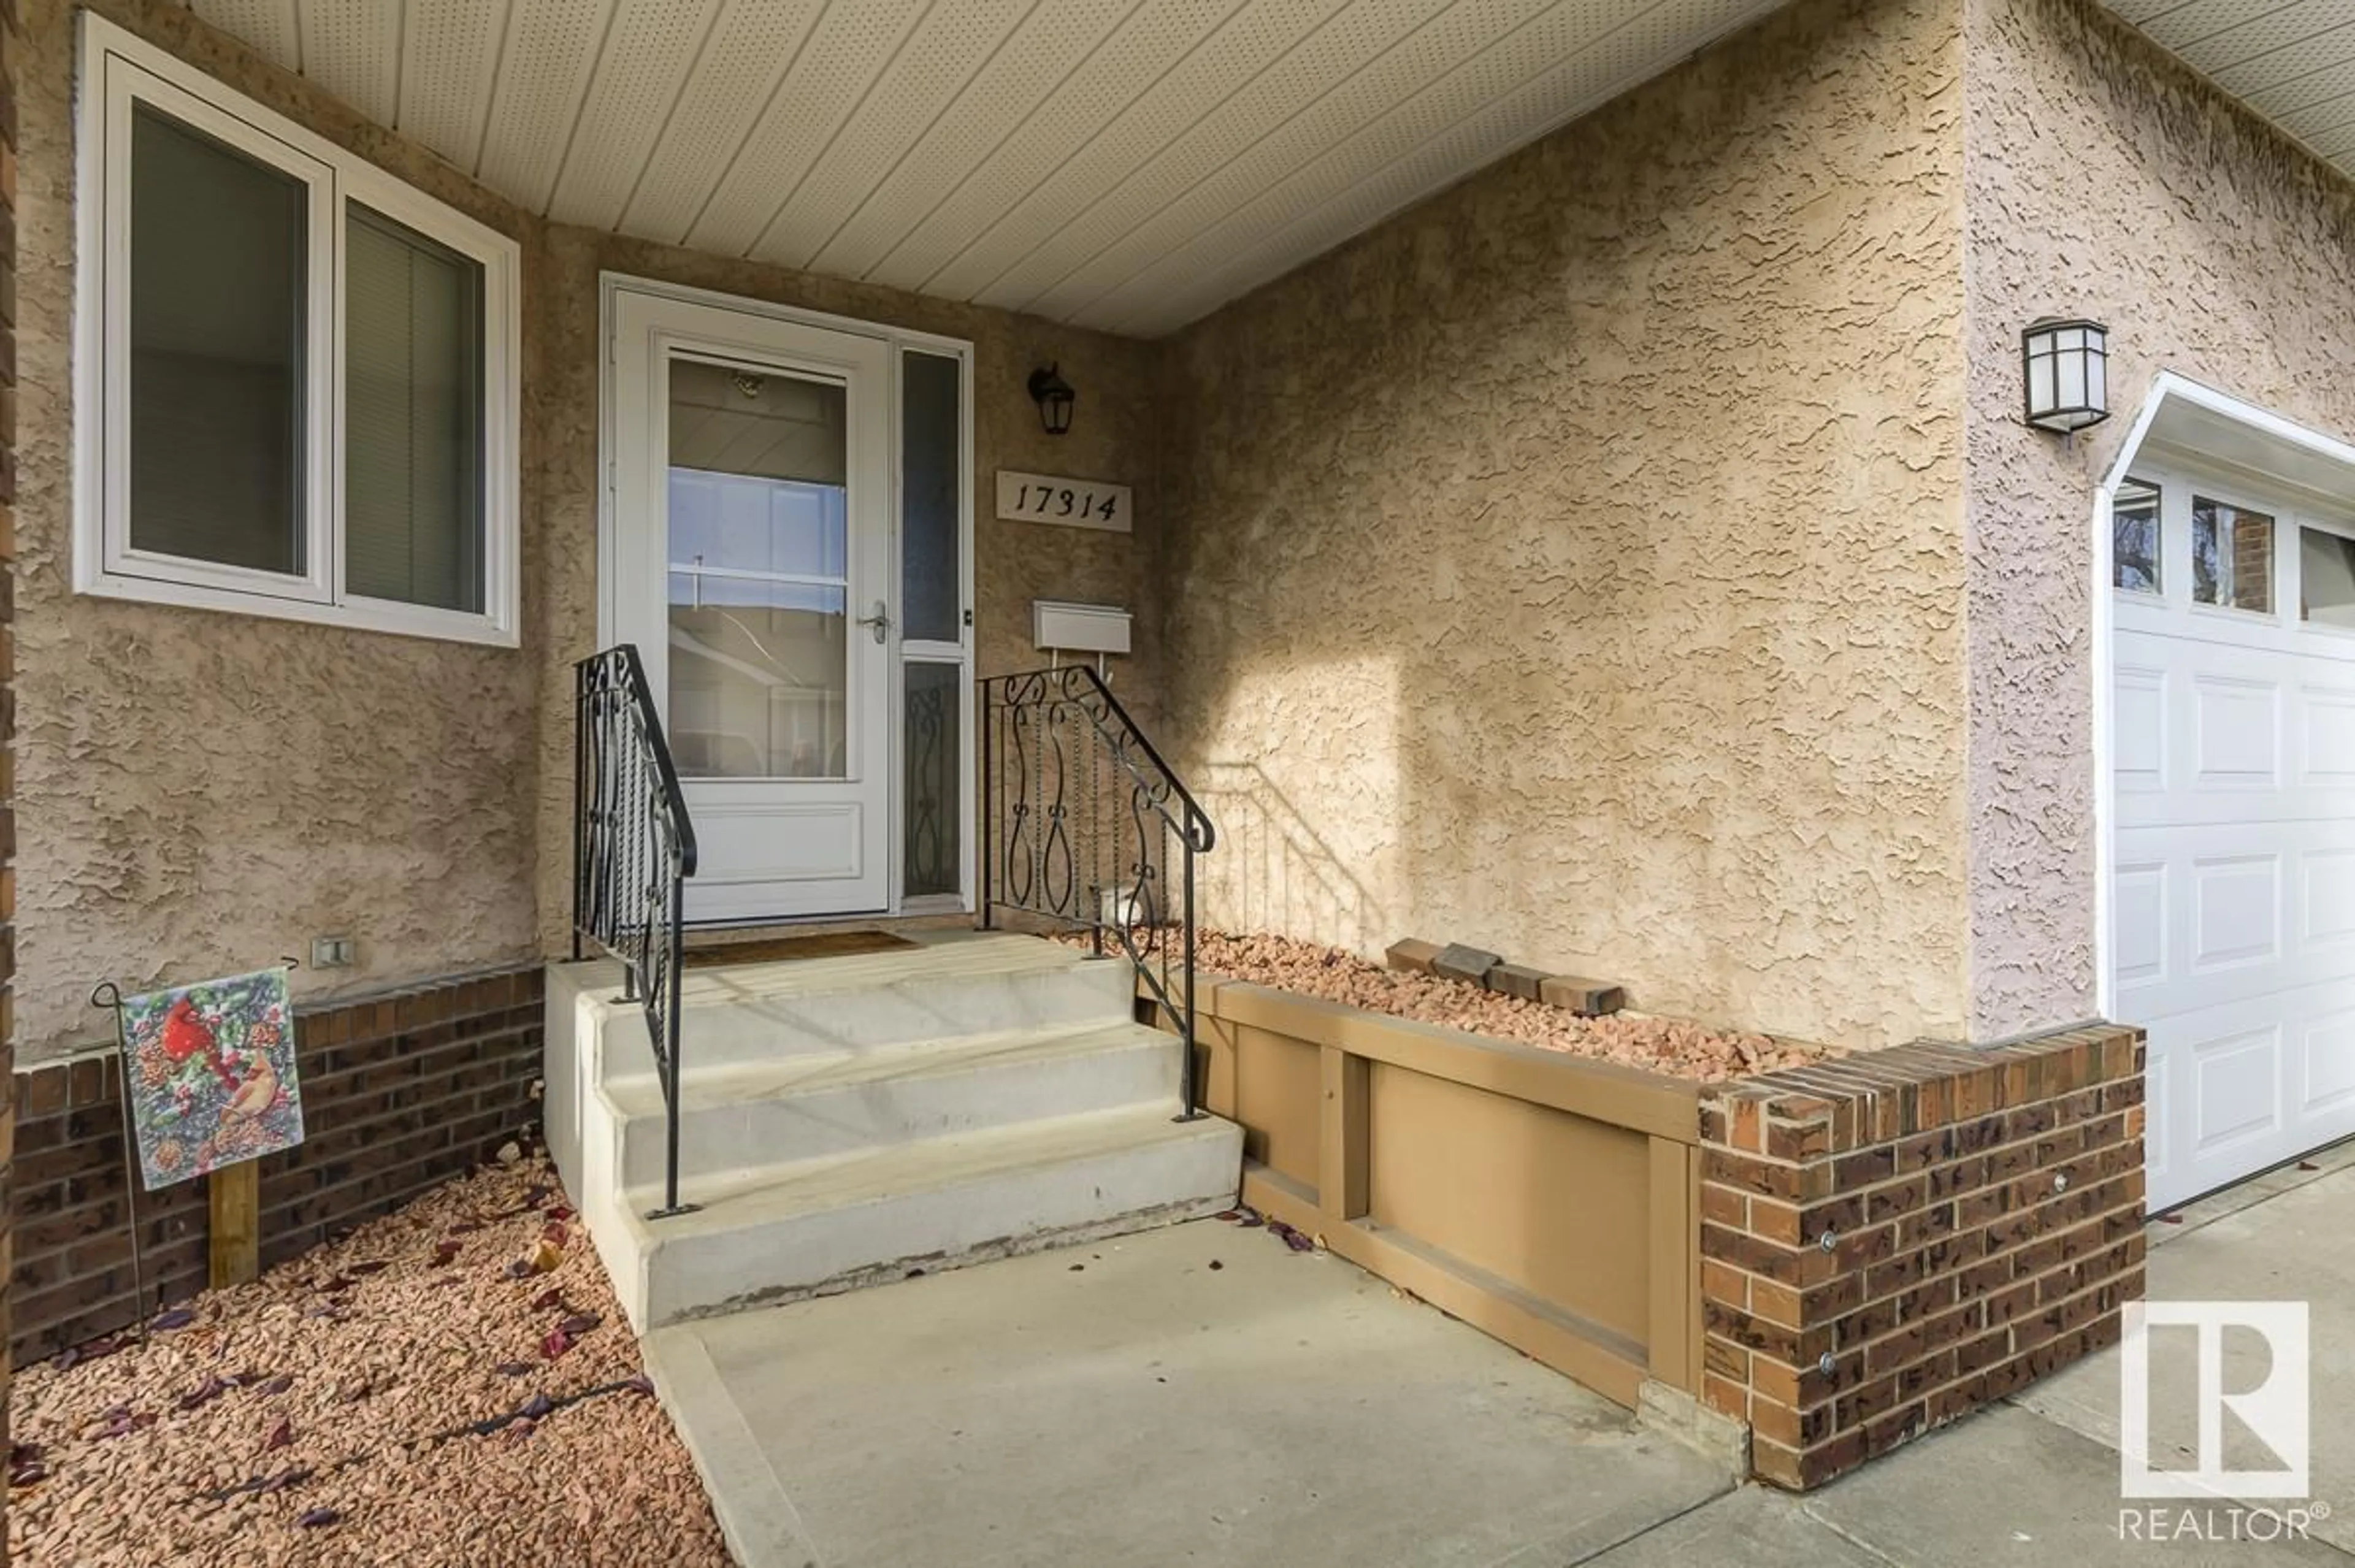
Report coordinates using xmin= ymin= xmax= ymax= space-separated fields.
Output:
xmin=74 ymin=14 xmax=522 ymax=646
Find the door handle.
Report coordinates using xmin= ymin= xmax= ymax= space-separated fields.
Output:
xmin=857 ymin=601 xmax=891 ymax=645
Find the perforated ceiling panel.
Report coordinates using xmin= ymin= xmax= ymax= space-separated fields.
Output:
xmin=190 ymin=0 xmax=301 ymax=69
xmin=680 ymin=0 xmax=933 ymax=257
xmin=394 ymin=0 xmax=510 ymax=171
xmin=614 ymin=0 xmax=832 ymax=244
xmin=546 ymin=0 xmax=726 ymax=229
xmin=288 ymin=0 xmax=402 ymax=124
xmin=171 ymin=0 xmax=2355 ymax=335
xmin=2100 ymin=0 xmax=2355 ymax=180
xmin=749 ymin=0 xmax=1042 ymax=272
xmin=473 ymin=0 xmax=618 ymax=212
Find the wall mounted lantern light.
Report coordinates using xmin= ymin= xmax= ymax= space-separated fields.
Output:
xmin=2021 ymin=318 xmax=2110 ymax=434
xmin=1027 ymin=364 xmax=1076 ymax=435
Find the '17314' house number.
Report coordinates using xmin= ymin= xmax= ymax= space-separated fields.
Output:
xmin=995 ymin=470 xmax=1133 ymax=534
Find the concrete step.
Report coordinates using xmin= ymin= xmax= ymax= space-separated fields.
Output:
xmin=610 ymin=1104 xmax=1243 ymax=1330
xmin=597 ymin=933 xmax=1135 ymax=1075
xmin=603 ymin=1019 xmax=1182 ymax=1188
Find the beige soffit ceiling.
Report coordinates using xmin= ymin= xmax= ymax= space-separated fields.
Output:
xmin=183 ymin=0 xmax=1787 ymax=337
xmin=2105 ymin=0 xmax=2355 ymax=176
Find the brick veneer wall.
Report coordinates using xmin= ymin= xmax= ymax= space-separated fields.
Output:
xmin=1697 ymin=1025 xmax=2146 ymax=1489
xmin=9 ymin=966 xmax=543 ymax=1364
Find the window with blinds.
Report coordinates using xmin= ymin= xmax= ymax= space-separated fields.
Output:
xmin=76 ymin=13 xmax=519 ymax=644
xmin=345 ymin=205 xmax=486 ymax=615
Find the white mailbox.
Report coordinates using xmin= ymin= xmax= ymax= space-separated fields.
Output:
xmin=1032 ymin=600 xmax=1132 ymax=656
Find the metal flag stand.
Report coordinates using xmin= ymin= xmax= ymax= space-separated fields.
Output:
xmin=85 ymin=979 xmax=150 ymax=1331
xmin=88 ymin=957 xmax=302 ymax=1326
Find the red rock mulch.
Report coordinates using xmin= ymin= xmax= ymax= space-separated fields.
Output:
xmin=1111 ymin=929 xmax=1820 ymax=1080
xmin=6 ymin=1153 xmax=727 ymax=1568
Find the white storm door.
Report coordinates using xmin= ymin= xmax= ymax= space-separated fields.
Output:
xmin=611 ymin=289 xmax=894 ymax=921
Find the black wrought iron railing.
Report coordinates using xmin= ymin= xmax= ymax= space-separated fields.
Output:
xmin=572 ymin=644 xmax=699 ymax=1218
xmin=981 ymin=666 xmax=1216 ymax=1120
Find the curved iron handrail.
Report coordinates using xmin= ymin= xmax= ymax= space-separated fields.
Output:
xmin=572 ymin=644 xmax=699 ymax=1217
xmin=981 ymin=665 xmax=1216 ymax=1120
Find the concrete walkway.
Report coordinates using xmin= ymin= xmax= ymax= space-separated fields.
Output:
xmin=647 ymin=1146 xmax=2355 ymax=1567
xmin=1589 ymin=1142 xmax=2355 ymax=1568
xmin=644 ymin=1215 xmax=1731 ymax=1567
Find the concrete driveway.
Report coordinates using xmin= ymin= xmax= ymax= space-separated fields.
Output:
xmin=645 ymin=1143 xmax=2355 ymax=1567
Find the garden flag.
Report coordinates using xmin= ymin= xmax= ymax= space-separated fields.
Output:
xmin=121 ymin=968 xmax=305 ymax=1191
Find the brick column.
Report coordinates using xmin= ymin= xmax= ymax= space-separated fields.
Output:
xmin=1698 ymin=1027 xmax=2146 ymax=1488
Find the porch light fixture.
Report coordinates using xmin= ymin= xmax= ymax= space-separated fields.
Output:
xmin=1027 ymin=364 xmax=1075 ymax=435
xmin=2021 ymin=318 xmax=2110 ymax=434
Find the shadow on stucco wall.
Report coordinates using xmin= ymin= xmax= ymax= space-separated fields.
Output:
xmin=1153 ymin=0 xmax=1971 ymax=1050
xmin=1193 ymin=760 xmax=1392 ymax=958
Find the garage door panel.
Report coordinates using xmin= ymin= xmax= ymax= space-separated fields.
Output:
xmin=2144 ymin=982 xmax=2355 ymax=1206
xmin=2303 ymin=1008 xmax=2355 ymax=1117
xmin=2301 ymin=684 xmax=2355 ymax=783
xmin=2110 ymin=459 xmax=2355 ymax=1211
xmin=2114 ymin=665 xmax=2168 ymax=795
xmin=2191 ymin=675 xmax=2280 ymax=790
xmin=2145 ymin=1060 xmax=2172 ymax=1198
xmin=2117 ymin=823 xmax=2355 ymax=1018
xmin=2112 ymin=861 xmax=2169 ymax=996
xmin=2189 ymin=1023 xmax=2281 ymax=1156
xmin=2301 ymin=849 xmax=2355 ymax=951
xmin=2189 ymin=851 xmax=2280 ymax=973
xmin=2116 ymin=632 xmax=2355 ymax=828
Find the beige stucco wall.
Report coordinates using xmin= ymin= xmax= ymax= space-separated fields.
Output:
xmin=16 ymin=0 xmax=1165 ymax=1057
xmin=1959 ymin=0 xmax=2355 ymax=1036
xmin=525 ymin=231 xmax=1165 ymax=956
xmin=1154 ymin=0 xmax=1971 ymax=1049
xmin=15 ymin=0 xmax=550 ymax=1058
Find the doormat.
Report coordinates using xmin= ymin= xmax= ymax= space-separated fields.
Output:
xmin=682 ymin=930 xmax=920 ymax=969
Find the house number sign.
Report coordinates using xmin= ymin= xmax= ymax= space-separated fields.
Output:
xmin=995 ymin=470 xmax=1132 ymax=534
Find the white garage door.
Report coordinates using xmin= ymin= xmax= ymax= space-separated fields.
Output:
xmin=2110 ymin=457 xmax=2355 ymax=1212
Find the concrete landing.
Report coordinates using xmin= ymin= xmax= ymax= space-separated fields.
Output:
xmin=644 ymin=1217 xmax=1731 ymax=1568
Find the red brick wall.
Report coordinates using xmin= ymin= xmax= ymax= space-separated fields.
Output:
xmin=9 ymin=966 xmax=543 ymax=1364
xmin=1697 ymin=1026 xmax=2146 ymax=1488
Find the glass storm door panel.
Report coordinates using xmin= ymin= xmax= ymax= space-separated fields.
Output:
xmin=610 ymin=291 xmax=893 ymax=920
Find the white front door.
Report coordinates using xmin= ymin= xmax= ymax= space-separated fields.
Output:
xmin=2109 ymin=458 xmax=2355 ymax=1210
xmin=611 ymin=288 xmax=894 ymax=921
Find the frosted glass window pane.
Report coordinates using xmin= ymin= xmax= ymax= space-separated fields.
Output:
xmin=902 ymin=351 xmax=962 ymax=643
xmin=128 ymin=102 xmax=306 ymax=574
xmin=345 ymin=203 xmax=485 ymax=612
xmin=2029 ymin=354 xmax=2055 ymax=416
xmin=905 ymin=661 xmax=962 ymax=896
xmin=2058 ymin=351 xmax=2086 ymax=408
xmin=2303 ymin=529 xmax=2355 ymax=629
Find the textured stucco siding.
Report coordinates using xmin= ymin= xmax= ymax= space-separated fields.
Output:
xmin=17 ymin=0 xmax=1165 ymax=1054
xmin=1156 ymin=0 xmax=1971 ymax=1049
xmin=1960 ymin=0 xmax=2355 ymax=1036
xmin=523 ymin=232 xmax=1167 ymax=958
xmin=15 ymin=0 xmax=547 ymax=1059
